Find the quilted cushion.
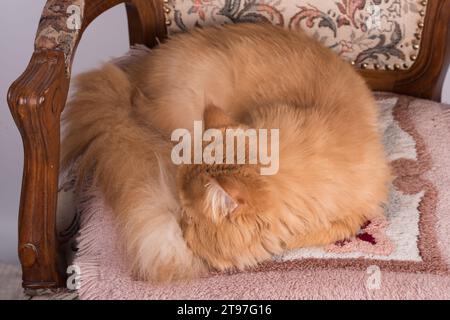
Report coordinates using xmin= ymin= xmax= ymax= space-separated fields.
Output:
xmin=165 ymin=0 xmax=428 ymax=70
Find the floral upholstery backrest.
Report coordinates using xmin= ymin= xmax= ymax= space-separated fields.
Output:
xmin=164 ymin=0 xmax=428 ymax=71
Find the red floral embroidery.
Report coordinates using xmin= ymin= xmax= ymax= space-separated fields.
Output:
xmin=356 ymin=231 xmax=376 ymax=245
xmin=325 ymin=217 xmax=394 ymax=256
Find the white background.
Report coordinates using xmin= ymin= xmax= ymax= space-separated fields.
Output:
xmin=0 ymin=0 xmax=449 ymax=263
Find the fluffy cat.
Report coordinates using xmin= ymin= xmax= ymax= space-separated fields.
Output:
xmin=62 ymin=23 xmax=390 ymax=281
xmin=62 ymin=65 xmax=206 ymax=281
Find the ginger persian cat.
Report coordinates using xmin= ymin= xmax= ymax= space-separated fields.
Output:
xmin=62 ymin=23 xmax=390 ymax=281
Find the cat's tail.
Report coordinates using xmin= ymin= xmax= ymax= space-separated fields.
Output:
xmin=62 ymin=63 xmax=207 ymax=282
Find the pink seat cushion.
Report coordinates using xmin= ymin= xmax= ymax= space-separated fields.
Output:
xmin=63 ymin=93 xmax=450 ymax=299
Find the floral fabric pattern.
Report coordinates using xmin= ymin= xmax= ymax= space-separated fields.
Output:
xmin=35 ymin=0 xmax=85 ymax=69
xmin=166 ymin=0 xmax=428 ymax=70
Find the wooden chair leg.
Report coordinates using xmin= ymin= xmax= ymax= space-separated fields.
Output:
xmin=8 ymin=51 xmax=70 ymax=289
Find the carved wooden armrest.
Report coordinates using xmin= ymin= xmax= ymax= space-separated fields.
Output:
xmin=7 ymin=0 xmax=166 ymax=290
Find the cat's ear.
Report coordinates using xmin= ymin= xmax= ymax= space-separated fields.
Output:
xmin=204 ymin=104 xmax=236 ymax=129
xmin=204 ymin=179 xmax=239 ymax=221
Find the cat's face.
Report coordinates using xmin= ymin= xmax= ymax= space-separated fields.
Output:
xmin=176 ymin=106 xmax=282 ymax=270
xmin=177 ymin=162 xmax=280 ymax=270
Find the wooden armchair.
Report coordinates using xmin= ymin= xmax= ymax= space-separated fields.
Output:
xmin=7 ymin=0 xmax=450 ymax=289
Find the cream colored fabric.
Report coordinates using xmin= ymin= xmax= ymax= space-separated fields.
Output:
xmin=165 ymin=0 xmax=427 ymax=70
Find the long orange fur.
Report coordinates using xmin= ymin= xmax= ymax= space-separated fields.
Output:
xmin=62 ymin=23 xmax=390 ymax=281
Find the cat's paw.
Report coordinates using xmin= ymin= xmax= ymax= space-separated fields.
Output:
xmin=130 ymin=252 xmax=208 ymax=283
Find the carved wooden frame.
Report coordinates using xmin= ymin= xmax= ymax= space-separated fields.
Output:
xmin=7 ymin=0 xmax=450 ymax=289
xmin=7 ymin=0 xmax=166 ymax=290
